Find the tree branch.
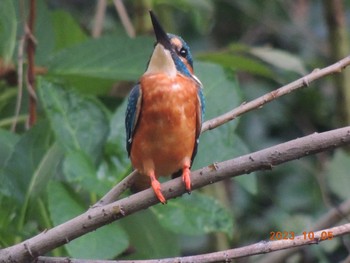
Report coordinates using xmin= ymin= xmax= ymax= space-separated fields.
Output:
xmin=11 ymin=0 xmax=26 ymax=132
xmin=201 ymin=55 xmax=350 ymax=133
xmin=92 ymin=170 xmax=138 ymax=207
xmin=89 ymin=56 xmax=350 ymax=207
xmin=92 ymin=0 xmax=107 ymax=38
xmin=113 ymin=0 xmax=135 ymax=38
xmin=34 ymin=223 xmax=350 ymax=262
xmin=258 ymin=197 xmax=350 ymax=263
xmin=26 ymin=0 xmax=37 ymax=127
xmin=2 ymin=125 xmax=350 ymax=262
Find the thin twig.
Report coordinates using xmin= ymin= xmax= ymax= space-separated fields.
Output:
xmin=113 ymin=0 xmax=136 ymax=38
xmin=1 ymin=115 xmax=28 ymax=128
xmin=26 ymin=0 xmax=37 ymax=127
xmin=34 ymin=223 xmax=350 ymax=262
xmin=11 ymin=35 xmax=25 ymax=132
xmin=201 ymin=55 xmax=350 ymax=133
xmin=11 ymin=0 xmax=26 ymax=132
xmin=92 ymin=0 xmax=107 ymax=38
xmin=2 ymin=125 xmax=350 ymax=262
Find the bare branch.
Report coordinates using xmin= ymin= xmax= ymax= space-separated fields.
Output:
xmin=258 ymin=197 xmax=350 ymax=263
xmin=92 ymin=170 xmax=138 ymax=207
xmin=11 ymin=35 xmax=25 ymax=132
xmin=92 ymin=0 xmax=107 ymax=38
xmin=26 ymin=0 xmax=37 ymax=127
xmin=2 ymin=125 xmax=350 ymax=262
xmin=34 ymin=223 xmax=350 ymax=262
xmin=201 ymin=55 xmax=350 ymax=133
xmin=113 ymin=0 xmax=135 ymax=38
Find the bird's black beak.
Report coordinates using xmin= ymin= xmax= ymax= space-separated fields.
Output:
xmin=149 ymin=10 xmax=173 ymax=51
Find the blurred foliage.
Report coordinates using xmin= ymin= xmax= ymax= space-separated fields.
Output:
xmin=0 ymin=0 xmax=350 ymax=262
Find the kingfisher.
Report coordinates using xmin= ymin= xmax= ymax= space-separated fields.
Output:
xmin=125 ymin=11 xmax=205 ymax=204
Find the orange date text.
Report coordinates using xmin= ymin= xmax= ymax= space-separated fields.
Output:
xmin=270 ymin=231 xmax=333 ymax=241
xmin=302 ymin=231 xmax=333 ymax=240
xmin=269 ymin=231 xmax=295 ymax=240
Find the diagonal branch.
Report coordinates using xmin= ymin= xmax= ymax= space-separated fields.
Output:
xmin=26 ymin=0 xmax=37 ymax=127
xmin=92 ymin=56 xmax=350 ymax=207
xmin=258 ymin=197 xmax=350 ymax=262
xmin=92 ymin=170 xmax=138 ymax=207
xmin=34 ymin=223 xmax=350 ymax=262
xmin=113 ymin=0 xmax=135 ymax=38
xmin=92 ymin=0 xmax=107 ymax=38
xmin=201 ymin=55 xmax=350 ymax=133
xmin=1 ymin=125 xmax=350 ymax=262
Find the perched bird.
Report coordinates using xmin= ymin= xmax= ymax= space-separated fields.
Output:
xmin=125 ymin=11 xmax=205 ymax=203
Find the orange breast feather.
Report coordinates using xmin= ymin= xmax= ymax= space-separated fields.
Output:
xmin=130 ymin=73 xmax=199 ymax=190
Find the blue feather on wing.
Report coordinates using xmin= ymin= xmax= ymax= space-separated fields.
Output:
xmin=125 ymin=84 xmax=142 ymax=156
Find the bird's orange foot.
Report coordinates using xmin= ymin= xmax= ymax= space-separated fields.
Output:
xmin=149 ymin=171 xmax=166 ymax=204
xmin=182 ymin=164 xmax=191 ymax=193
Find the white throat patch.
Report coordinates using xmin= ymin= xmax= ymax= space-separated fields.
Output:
xmin=145 ymin=44 xmax=177 ymax=78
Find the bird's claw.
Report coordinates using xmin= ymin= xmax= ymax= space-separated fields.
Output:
xmin=150 ymin=174 xmax=167 ymax=204
xmin=182 ymin=166 xmax=192 ymax=193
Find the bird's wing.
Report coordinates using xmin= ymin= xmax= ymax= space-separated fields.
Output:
xmin=191 ymin=84 xmax=205 ymax=163
xmin=125 ymin=84 xmax=142 ymax=156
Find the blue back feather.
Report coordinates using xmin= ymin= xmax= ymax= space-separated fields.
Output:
xmin=125 ymin=84 xmax=141 ymax=156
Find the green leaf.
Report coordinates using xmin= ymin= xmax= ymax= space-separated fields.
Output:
xmin=17 ymin=142 xmax=63 ymax=233
xmin=52 ymin=10 xmax=87 ymax=51
xmin=0 ymin=88 xmax=18 ymax=116
xmin=27 ymin=142 xmax=63 ymax=199
xmin=0 ymin=123 xmax=58 ymax=242
xmin=0 ymin=129 xmax=19 ymax=167
xmin=53 ymin=75 xmax=115 ymax=96
xmin=196 ymin=62 xmax=241 ymax=120
xmin=0 ymin=121 xmax=51 ymax=203
xmin=0 ymin=130 xmax=20 ymax=244
xmin=38 ymin=78 xmax=110 ymax=163
xmin=105 ymin=98 xmax=132 ymax=181
xmin=48 ymin=182 xmax=84 ymax=224
xmin=227 ymin=134 xmax=258 ymax=194
xmin=151 ymin=192 xmax=233 ymax=237
xmin=197 ymin=52 xmax=274 ymax=78
xmin=327 ymin=149 xmax=350 ymax=200
xmin=48 ymin=182 xmax=129 ymax=259
xmin=34 ymin=0 xmax=55 ymax=65
xmin=63 ymin=151 xmax=111 ymax=195
xmin=0 ymin=197 xmax=15 ymax=245
xmin=192 ymin=62 xmax=257 ymax=193
xmin=120 ymin=210 xmax=180 ymax=259
xmin=0 ymin=0 xmax=16 ymax=64
xmin=249 ymin=46 xmax=307 ymax=75
xmin=47 ymin=36 xmax=153 ymax=81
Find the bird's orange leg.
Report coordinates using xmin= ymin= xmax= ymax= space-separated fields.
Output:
xmin=182 ymin=160 xmax=192 ymax=192
xmin=149 ymin=170 xmax=166 ymax=204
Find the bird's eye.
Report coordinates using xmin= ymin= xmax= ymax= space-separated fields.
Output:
xmin=179 ymin=47 xmax=188 ymax=57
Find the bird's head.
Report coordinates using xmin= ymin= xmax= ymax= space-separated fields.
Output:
xmin=145 ymin=11 xmax=195 ymax=79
